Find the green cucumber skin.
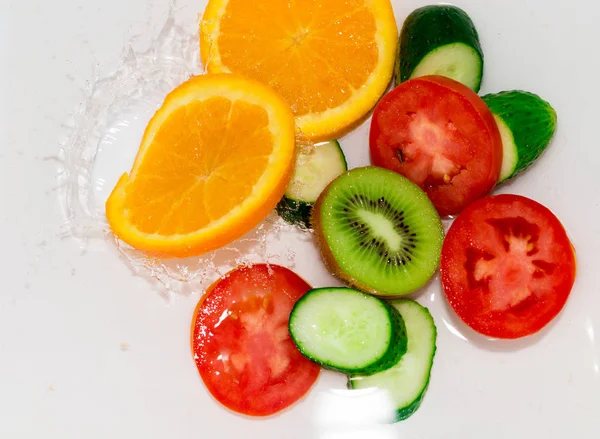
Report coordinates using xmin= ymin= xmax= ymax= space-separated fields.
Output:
xmin=390 ymin=301 xmax=437 ymax=421
xmin=277 ymin=140 xmax=347 ymax=229
xmin=359 ymin=302 xmax=408 ymax=376
xmin=276 ymin=197 xmax=313 ymax=229
xmin=483 ymin=90 xmax=557 ymax=182
xmin=289 ymin=288 xmax=408 ymax=376
xmin=393 ymin=345 xmax=436 ymax=422
xmin=348 ymin=300 xmax=437 ymax=422
xmin=396 ymin=5 xmax=484 ymax=91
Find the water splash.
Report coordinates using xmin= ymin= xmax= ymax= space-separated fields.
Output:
xmin=57 ymin=4 xmax=304 ymax=297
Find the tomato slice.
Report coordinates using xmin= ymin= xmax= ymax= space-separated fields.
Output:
xmin=441 ymin=194 xmax=576 ymax=339
xmin=369 ymin=75 xmax=502 ymax=217
xmin=191 ymin=264 xmax=320 ymax=416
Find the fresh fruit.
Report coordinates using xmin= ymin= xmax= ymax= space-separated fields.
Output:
xmin=105 ymin=74 xmax=296 ymax=258
xmin=312 ymin=166 xmax=444 ymax=296
xmin=441 ymin=194 xmax=576 ymax=339
xmin=396 ymin=5 xmax=484 ymax=92
xmin=276 ymin=140 xmax=347 ymax=229
xmin=349 ymin=299 xmax=437 ymax=422
xmin=482 ymin=90 xmax=557 ymax=183
xmin=191 ymin=264 xmax=320 ymax=416
xmin=289 ymin=287 xmax=408 ymax=375
xmin=200 ymin=0 xmax=398 ymax=140
xmin=370 ymin=75 xmax=503 ymax=217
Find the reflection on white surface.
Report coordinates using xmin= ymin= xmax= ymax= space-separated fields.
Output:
xmin=312 ymin=388 xmax=396 ymax=439
xmin=585 ymin=318 xmax=600 ymax=376
xmin=92 ymin=116 xmax=148 ymax=211
xmin=586 ymin=318 xmax=595 ymax=343
xmin=442 ymin=317 xmax=468 ymax=342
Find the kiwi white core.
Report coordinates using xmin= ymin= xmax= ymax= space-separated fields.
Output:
xmin=357 ymin=210 xmax=402 ymax=252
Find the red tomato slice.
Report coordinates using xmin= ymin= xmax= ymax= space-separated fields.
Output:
xmin=369 ymin=75 xmax=502 ymax=217
xmin=441 ymin=194 xmax=576 ymax=339
xmin=191 ymin=264 xmax=320 ymax=416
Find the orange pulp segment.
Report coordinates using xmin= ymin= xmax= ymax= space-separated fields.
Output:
xmin=200 ymin=0 xmax=398 ymax=141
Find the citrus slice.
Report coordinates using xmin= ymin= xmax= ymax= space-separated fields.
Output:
xmin=200 ymin=0 xmax=398 ymax=141
xmin=105 ymin=73 xmax=296 ymax=258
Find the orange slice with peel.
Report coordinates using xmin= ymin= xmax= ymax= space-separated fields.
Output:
xmin=105 ymin=73 xmax=296 ymax=258
xmin=200 ymin=0 xmax=398 ymax=141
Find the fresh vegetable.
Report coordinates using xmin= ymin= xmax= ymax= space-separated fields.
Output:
xmin=370 ymin=75 xmax=503 ymax=217
xmin=312 ymin=166 xmax=444 ymax=296
xmin=276 ymin=140 xmax=347 ymax=229
xmin=482 ymin=90 xmax=557 ymax=183
xmin=191 ymin=264 xmax=320 ymax=416
xmin=289 ymin=287 xmax=408 ymax=375
xmin=441 ymin=194 xmax=576 ymax=339
xmin=349 ymin=299 xmax=437 ymax=422
xmin=396 ymin=5 xmax=484 ymax=92
xmin=200 ymin=0 xmax=398 ymax=140
xmin=105 ymin=74 xmax=296 ymax=258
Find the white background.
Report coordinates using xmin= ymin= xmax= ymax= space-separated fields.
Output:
xmin=1 ymin=0 xmax=599 ymax=437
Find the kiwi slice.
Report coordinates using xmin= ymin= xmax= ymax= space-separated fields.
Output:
xmin=312 ymin=166 xmax=444 ymax=296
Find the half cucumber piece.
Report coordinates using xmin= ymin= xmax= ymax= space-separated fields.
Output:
xmin=349 ymin=299 xmax=437 ymax=422
xmin=396 ymin=5 xmax=484 ymax=92
xmin=482 ymin=90 xmax=557 ymax=183
xmin=276 ymin=140 xmax=347 ymax=229
xmin=289 ymin=287 xmax=408 ymax=376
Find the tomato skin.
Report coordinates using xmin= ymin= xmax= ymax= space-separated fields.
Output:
xmin=440 ymin=194 xmax=576 ymax=339
xmin=369 ymin=75 xmax=502 ymax=217
xmin=191 ymin=264 xmax=320 ymax=416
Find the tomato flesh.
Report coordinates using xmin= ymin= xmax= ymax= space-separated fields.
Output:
xmin=369 ymin=75 xmax=502 ymax=217
xmin=441 ymin=194 xmax=576 ymax=339
xmin=191 ymin=264 xmax=320 ymax=416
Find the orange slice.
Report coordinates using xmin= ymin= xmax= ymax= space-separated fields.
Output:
xmin=105 ymin=73 xmax=296 ymax=258
xmin=200 ymin=0 xmax=398 ymax=141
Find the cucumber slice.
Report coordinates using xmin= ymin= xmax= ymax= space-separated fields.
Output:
xmin=482 ymin=90 xmax=557 ymax=183
xmin=396 ymin=5 xmax=484 ymax=92
xmin=289 ymin=287 xmax=408 ymax=376
xmin=276 ymin=140 xmax=347 ymax=229
xmin=349 ymin=299 xmax=436 ymax=422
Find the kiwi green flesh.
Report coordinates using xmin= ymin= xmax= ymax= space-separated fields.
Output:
xmin=312 ymin=166 xmax=444 ymax=296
